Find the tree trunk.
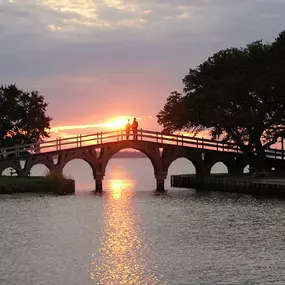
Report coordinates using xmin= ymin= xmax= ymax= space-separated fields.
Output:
xmin=252 ymin=139 xmax=269 ymax=172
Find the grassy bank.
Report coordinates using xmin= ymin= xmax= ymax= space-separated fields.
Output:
xmin=0 ymin=175 xmax=75 ymax=195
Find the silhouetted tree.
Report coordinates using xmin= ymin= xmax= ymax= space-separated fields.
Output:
xmin=0 ymin=84 xmax=52 ymax=149
xmin=157 ymin=30 xmax=285 ymax=170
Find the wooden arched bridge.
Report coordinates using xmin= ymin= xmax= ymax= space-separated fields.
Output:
xmin=0 ymin=129 xmax=285 ymax=192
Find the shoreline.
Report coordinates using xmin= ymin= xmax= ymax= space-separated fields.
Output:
xmin=0 ymin=176 xmax=75 ymax=195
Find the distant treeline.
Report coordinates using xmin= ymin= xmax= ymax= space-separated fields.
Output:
xmin=113 ymin=151 xmax=147 ymax=158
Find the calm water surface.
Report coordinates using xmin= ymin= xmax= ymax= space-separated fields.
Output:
xmin=1 ymin=158 xmax=285 ymax=284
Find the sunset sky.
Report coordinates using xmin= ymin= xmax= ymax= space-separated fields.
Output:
xmin=1 ymin=0 xmax=285 ymax=139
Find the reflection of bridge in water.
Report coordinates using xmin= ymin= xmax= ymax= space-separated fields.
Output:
xmin=0 ymin=129 xmax=285 ymax=192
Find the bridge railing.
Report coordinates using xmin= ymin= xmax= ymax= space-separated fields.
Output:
xmin=0 ymin=129 xmax=284 ymax=160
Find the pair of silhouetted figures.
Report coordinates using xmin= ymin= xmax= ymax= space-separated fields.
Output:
xmin=126 ymin=118 xmax=139 ymax=140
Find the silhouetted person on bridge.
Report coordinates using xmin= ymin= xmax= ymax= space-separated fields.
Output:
xmin=125 ymin=119 xmax=131 ymax=140
xmin=132 ymin=118 xmax=138 ymax=140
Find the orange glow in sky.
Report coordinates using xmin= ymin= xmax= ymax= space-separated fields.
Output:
xmin=105 ymin=117 xmax=129 ymax=129
xmin=50 ymin=116 xmax=140 ymax=134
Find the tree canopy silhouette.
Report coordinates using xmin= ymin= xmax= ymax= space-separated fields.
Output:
xmin=157 ymin=30 xmax=285 ymax=169
xmin=0 ymin=84 xmax=52 ymax=148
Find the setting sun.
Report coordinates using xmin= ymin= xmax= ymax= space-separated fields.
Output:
xmin=104 ymin=117 xmax=129 ymax=129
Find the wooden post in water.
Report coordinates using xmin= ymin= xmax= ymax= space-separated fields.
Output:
xmin=156 ymin=174 xmax=166 ymax=193
xmin=95 ymin=180 xmax=103 ymax=193
xmin=156 ymin=178 xmax=165 ymax=192
xmin=95 ymin=175 xmax=104 ymax=193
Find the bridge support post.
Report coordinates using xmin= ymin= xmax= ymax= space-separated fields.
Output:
xmin=95 ymin=179 xmax=103 ymax=193
xmin=155 ymin=174 xmax=167 ymax=193
xmin=156 ymin=179 xmax=165 ymax=192
xmin=95 ymin=175 xmax=104 ymax=193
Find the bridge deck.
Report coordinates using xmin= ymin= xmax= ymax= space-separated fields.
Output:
xmin=0 ymin=129 xmax=284 ymax=161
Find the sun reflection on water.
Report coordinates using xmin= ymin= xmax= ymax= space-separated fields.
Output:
xmin=109 ymin=180 xmax=125 ymax=200
xmin=90 ymin=177 xmax=162 ymax=284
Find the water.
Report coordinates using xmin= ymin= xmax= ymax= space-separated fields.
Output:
xmin=0 ymin=158 xmax=285 ymax=285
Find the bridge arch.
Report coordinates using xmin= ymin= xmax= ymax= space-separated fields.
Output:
xmin=97 ymin=143 xmax=162 ymax=192
xmin=1 ymin=167 xmax=19 ymax=176
xmin=23 ymin=155 xmax=55 ymax=176
xmin=204 ymin=152 xmax=238 ymax=176
xmin=105 ymin=148 xmax=156 ymax=190
xmin=30 ymin=163 xmax=51 ymax=176
xmin=167 ymin=157 xmax=196 ymax=174
xmin=210 ymin=162 xmax=228 ymax=174
xmin=62 ymin=158 xmax=95 ymax=191
xmin=162 ymin=150 xmax=205 ymax=178
xmin=0 ymin=161 xmax=22 ymax=176
xmin=61 ymin=157 xmax=96 ymax=176
xmin=58 ymin=150 xmax=97 ymax=178
xmin=167 ymin=157 xmax=196 ymax=188
xmin=101 ymin=145 xmax=160 ymax=177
